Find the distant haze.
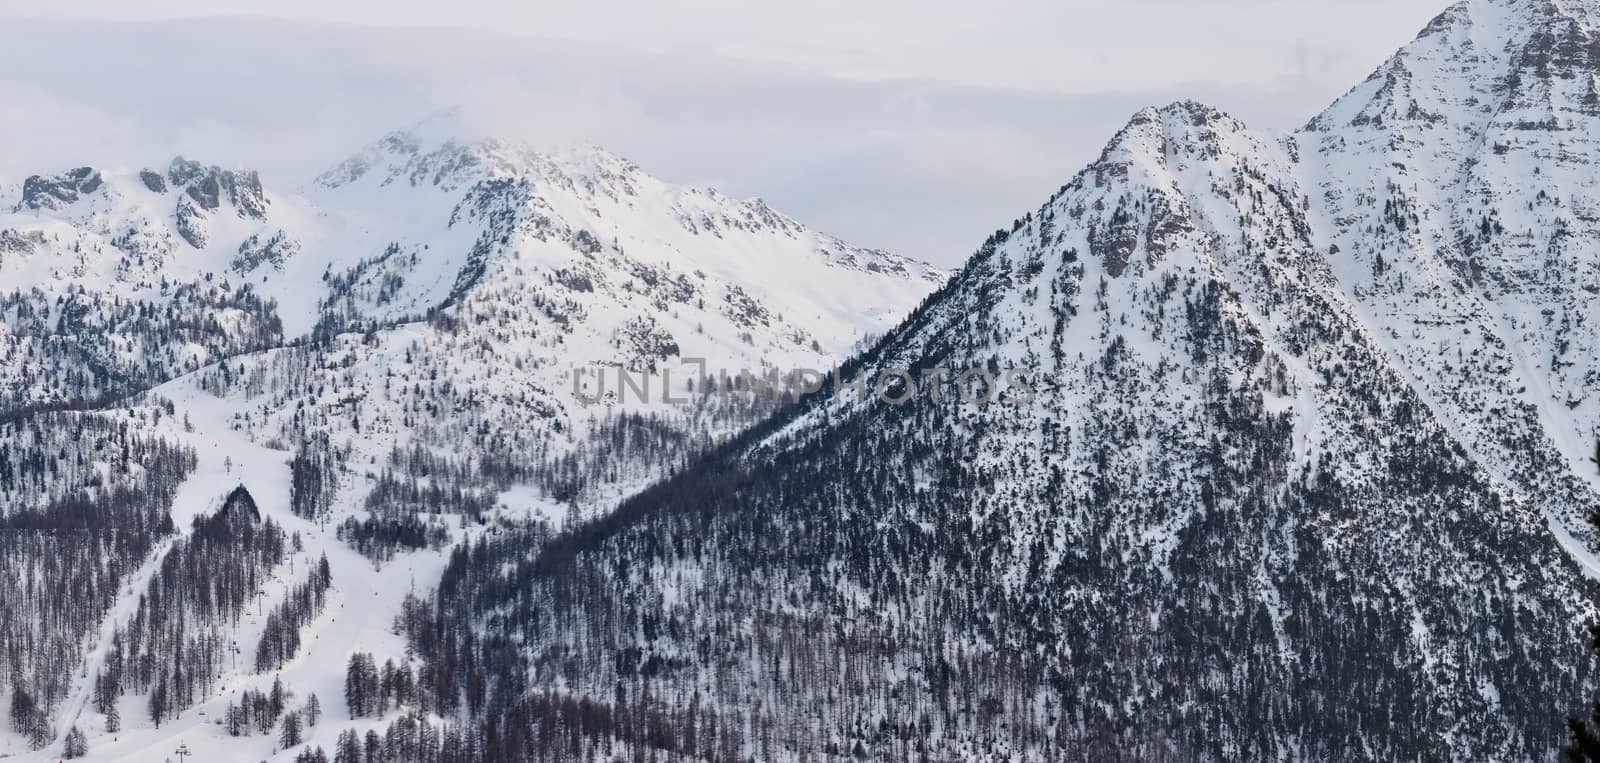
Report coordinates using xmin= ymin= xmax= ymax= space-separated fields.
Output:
xmin=0 ymin=2 xmax=1450 ymax=266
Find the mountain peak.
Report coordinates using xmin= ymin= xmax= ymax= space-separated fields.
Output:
xmin=1093 ymin=100 xmax=1249 ymax=166
xmin=13 ymin=165 xmax=102 ymax=212
xmin=1308 ymin=0 xmax=1600 ymax=132
xmin=312 ymin=110 xmax=643 ymax=194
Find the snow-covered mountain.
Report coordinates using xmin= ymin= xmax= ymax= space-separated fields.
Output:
xmin=377 ymin=0 xmax=1600 ymax=760
xmin=11 ymin=0 xmax=1600 ymax=760
xmin=0 ymin=112 xmax=943 ymax=473
xmin=1305 ymin=0 xmax=1600 ymax=539
xmin=1 ymin=115 xmax=935 ymax=382
xmin=0 ymin=116 xmax=943 ymax=759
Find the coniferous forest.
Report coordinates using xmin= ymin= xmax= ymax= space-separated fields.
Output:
xmin=11 ymin=2 xmax=1600 ymax=759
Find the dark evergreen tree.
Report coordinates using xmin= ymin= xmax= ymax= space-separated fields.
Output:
xmin=1564 ymin=509 xmax=1600 ymax=761
xmin=364 ymin=729 xmax=382 ymax=762
xmin=270 ymin=674 xmax=286 ymax=719
xmin=226 ymin=700 xmax=246 ymax=737
xmin=345 ymin=653 xmax=367 ymax=718
xmin=335 ymin=728 xmax=363 ymax=763
xmin=62 ymin=725 xmax=88 ymax=758
xmin=148 ymin=674 xmax=168 ymax=729
xmin=281 ymin=709 xmax=303 ymax=748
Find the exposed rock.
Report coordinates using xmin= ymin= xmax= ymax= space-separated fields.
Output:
xmin=167 ymin=156 xmax=268 ymax=219
xmin=721 ymin=284 xmax=773 ymax=328
xmin=173 ymin=195 xmax=209 ymax=249
xmin=0 ymin=228 xmax=34 ymax=255
xmin=15 ymin=167 xmax=103 ymax=211
xmin=139 ymin=169 xmax=168 ymax=194
xmin=233 ymin=230 xmax=299 ymax=274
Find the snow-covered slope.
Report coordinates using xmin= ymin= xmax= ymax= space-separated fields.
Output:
xmin=1304 ymin=0 xmax=1600 ymax=534
xmin=0 ymin=115 xmax=944 ymax=760
xmin=0 ymin=112 xmax=942 ymax=416
xmin=377 ymin=1 xmax=1600 ymax=760
xmin=0 ymin=112 xmax=945 ymax=504
xmin=14 ymin=0 xmax=1600 ymax=760
xmin=310 ymin=112 xmax=940 ymax=348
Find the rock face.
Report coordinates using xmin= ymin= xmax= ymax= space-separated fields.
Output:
xmin=232 ymin=229 xmax=298 ymax=274
xmin=15 ymin=167 xmax=102 ymax=211
xmin=138 ymin=169 xmax=167 ymax=193
xmin=168 ymin=157 xmax=267 ymax=218
xmin=163 ymin=156 xmax=269 ymax=248
xmin=393 ymin=1 xmax=1600 ymax=760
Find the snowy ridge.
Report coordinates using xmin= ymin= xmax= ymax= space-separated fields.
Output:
xmin=10 ymin=0 xmax=1600 ymax=760
xmin=1306 ymin=0 xmax=1600 ymax=535
xmin=0 ymin=113 xmax=944 ymax=761
xmin=0 ymin=112 xmax=945 ymax=455
xmin=372 ymin=1 xmax=1600 ymax=759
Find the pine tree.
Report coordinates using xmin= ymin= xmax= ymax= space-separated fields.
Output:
xmin=270 ymin=674 xmax=286 ymax=718
xmin=295 ymin=744 xmax=330 ymax=763
xmin=9 ymin=688 xmax=35 ymax=737
xmin=149 ymin=674 xmax=169 ymax=728
xmin=105 ymin=701 xmax=121 ymax=734
xmin=62 ymin=725 xmax=89 ymax=758
xmin=379 ymin=659 xmax=396 ymax=716
xmin=364 ymin=729 xmax=382 ymax=762
xmin=226 ymin=701 xmax=245 ymax=736
xmin=1570 ymin=706 xmax=1600 ymax=763
xmin=335 ymin=728 xmax=363 ymax=763
xmin=306 ymin=692 xmax=322 ymax=726
xmin=255 ymin=689 xmax=278 ymax=735
xmin=281 ymin=709 xmax=304 ymax=748
xmin=346 ymin=654 xmax=367 ymax=718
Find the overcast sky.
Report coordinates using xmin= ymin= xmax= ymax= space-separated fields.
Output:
xmin=0 ymin=0 xmax=1452 ymax=266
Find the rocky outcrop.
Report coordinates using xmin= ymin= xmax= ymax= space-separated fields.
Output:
xmin=15 ymin=167 xmax=102 ymax=211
